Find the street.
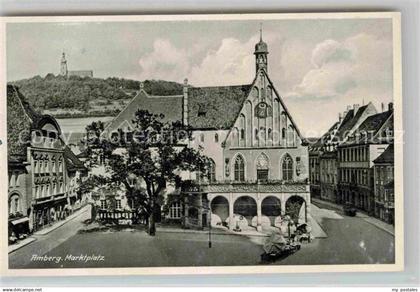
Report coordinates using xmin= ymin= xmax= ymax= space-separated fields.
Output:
xmin=9 ymin=204 xmax=394 ymax=268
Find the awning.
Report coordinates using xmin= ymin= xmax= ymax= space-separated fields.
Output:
xmin=10 ymin=217 xmax=29 ymax=225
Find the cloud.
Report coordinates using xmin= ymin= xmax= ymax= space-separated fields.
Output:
xmin=189 ymin=38 xmax=255 ymax=86
xmin=133 ymin=31 xmax=393 ymax=136
xmin=138 ymin=39 xmax=190 ymax=82
xmin=136 ymin=33 xmax=282 ymax=86
xmin=286 ymin=33 xmax=393 ymax=102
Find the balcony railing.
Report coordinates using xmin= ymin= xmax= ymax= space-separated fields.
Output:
xmin=182 ymin=179 xmax=309 ymax=194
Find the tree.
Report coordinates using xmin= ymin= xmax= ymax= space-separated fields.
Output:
xmin=84 ymin=110 xmax=208 ymax=236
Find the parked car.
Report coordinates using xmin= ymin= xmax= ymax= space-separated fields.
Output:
xmin=261 ymin=231 xmax=301 ymax=262
xmin=343 ymin=204 xmax=357 ymax=216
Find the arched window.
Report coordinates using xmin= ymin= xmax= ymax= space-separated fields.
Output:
xmin=268 ymin=128 xmax=272 ymax=140
xmin=207 ymin=159 xmax=216 ymax=182
xmin=234 ymin=155 xmax=245 ymax=182
xmin=282 ymin=154 xmax=293 ymax=181
xmin=9 ymin=194 xmax=21 ymax=215
xmin=239 ymin=114 xmax=246 ymax=141
xmin=256 ymin=153 xmax=269 ymax=181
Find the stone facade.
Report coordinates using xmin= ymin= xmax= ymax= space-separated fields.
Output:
xmin=373 ymin=145 xmax=394 ymax=224
xmin=7 ymin=85 xmax=86 ymax=241
xmin=337 ymin=108 xmax=393 ymax=215
xmin=319 ymin=152 xmax=337 ymax=202
xmin=105 ymin=32 xmax=310 ymax=231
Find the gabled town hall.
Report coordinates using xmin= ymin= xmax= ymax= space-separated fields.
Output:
xmin=104 ymin=31 xmax=310 ymax=232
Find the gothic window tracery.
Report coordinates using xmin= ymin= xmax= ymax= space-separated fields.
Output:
xmin=234 ymin=155 xmax=245 ymax=182
xmin=282 ymin=154 xmax=293 ymax=181
xmin=256 ymin=153 xmax=269 ymax=181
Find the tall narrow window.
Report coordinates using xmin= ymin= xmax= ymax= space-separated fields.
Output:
xmin=234 ymin=155 xmax=245 ymax=182
xmin=256 ymin=153 xmax=269 ymax=181
xmin=169 ymin=201 xmax=182 ymax=219
xmin=282 ymin=154 xmax=293 ymax=181
xmin=207 ymin=159 xmax=216 ymax=182
xmin=34 ymin=161 xmax=38 ymax=174
xmin=214 ymin=133 xmax=219 ymax=143
xmin=239 ymin=114 xmax=246 ymax=143
xmin=287 ymin=125 xmax=295 ymax=146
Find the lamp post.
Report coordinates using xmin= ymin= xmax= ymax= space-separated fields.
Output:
xmin=208 ymin=209 xmax=212 ymax=248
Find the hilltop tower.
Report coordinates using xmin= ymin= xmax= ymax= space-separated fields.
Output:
xmin=60 ymin=52 xmax=68 ymax=77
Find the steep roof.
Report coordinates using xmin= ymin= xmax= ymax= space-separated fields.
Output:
xmin=104 ymin=90 xmax=183 ymax=133
xmin=344 ymin=110 xmax=393 ymax=145
xmin=7 ymin=85 xmax=43 ymax=161
xmin=312 ymin=121 xmax=340 ymax=148
xmin=373 ymin=144 xmax=394 ymax=164
xmin=105 ymin=84 xmax=253 ymax=132
xmin=63 ymin=146 xmax=86 ymax=172
xmin=356 ymin=110 xmax=393 ymax=134
xmin=188 ymin=84 xmax=253 ymax=129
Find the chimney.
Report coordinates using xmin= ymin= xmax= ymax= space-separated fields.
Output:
xmin=353 ymin=103 xmax=360 ymax=113
xmin=381 ymin=102 xmax=385 ymax=112
xmin=388 ymin=102 xmax=394 ymax=111
xmin=338 ymin=113 xmax=343 ymax=122
xmin=183 ymin=78 xmax=189 ymax=126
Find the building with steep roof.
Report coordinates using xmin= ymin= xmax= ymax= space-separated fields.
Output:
xmin=105 ymin=32 xmax=310 ymax=231
xmin=337 ymin=103 xmax=394 ymax=214
xmin=373 ymin=144 xmax=394 ymax=224
xmin=309 ymin=102 xmax=378 ymax=203
xmin=7 ymin=85 xmax=86 ymax=242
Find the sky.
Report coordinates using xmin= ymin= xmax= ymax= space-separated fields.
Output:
xmin=6 ymin=18 xmax=394 ymax=135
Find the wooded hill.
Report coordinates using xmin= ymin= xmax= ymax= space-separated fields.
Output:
xmin=8 ymin=74 xmax=184 ymax=116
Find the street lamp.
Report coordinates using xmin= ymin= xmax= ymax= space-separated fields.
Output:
xmin=208 ymin=208 xmax=212 ymax=248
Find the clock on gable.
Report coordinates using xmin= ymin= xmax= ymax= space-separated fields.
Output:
xmin=255 ymin=102 xmax=272 ymax=118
